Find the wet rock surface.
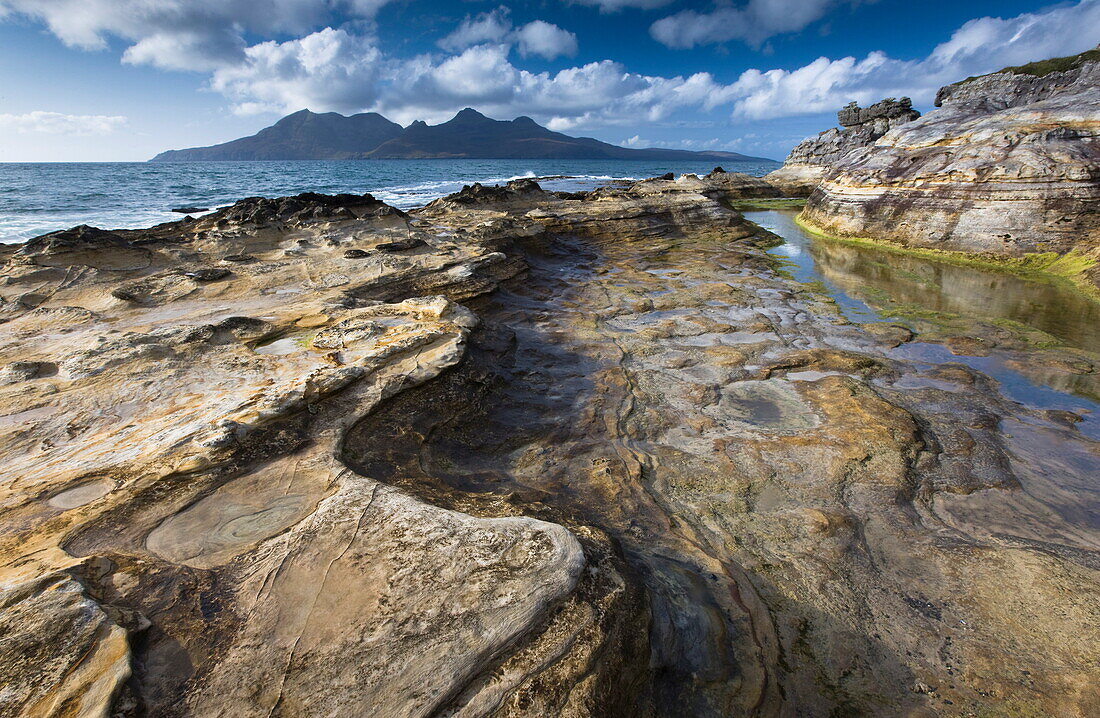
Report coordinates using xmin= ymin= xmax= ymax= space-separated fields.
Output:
xmin=0 ymin=174 xmax=1098 ymax=717
xmin=344 ymin=207 xmax=1100 ymax=717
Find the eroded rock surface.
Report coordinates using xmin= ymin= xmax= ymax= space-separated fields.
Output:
xmin=343 ymin=202 xmax=1100 ymax=717
xmin=765 ymin=97 xmax=921 ymax=196
xmin=1 ymin=175 xmax=1098 ymax=717
xmin=0 ymin=189 xmax=594 ymax=717
xmin=799 ymin=53 xmax=1100 ymax=290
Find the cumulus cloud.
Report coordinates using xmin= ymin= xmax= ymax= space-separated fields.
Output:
xmin=439 ymin=8 xmax=577 ymax=60
xmin=190 ymin=0 xmax=1100 ymax=126
xmin=0 ymin=111 xmax=128 ymax=134
xmin=4 ymin=0 xmax=1098 ymax=137
xmin=210 ymin=28 xmax=383 ymax=115
xmin=397 ymin=1 xmax=1100 ymax=126
xmin=0 ymin=0 xmax=395 ymax=70
xmin=651 ymin=0 xmax=840 ymax=49
xmin=725 ymin=0 xmax=1100 ymax=119
xmin=438 ymin=8 xmax=513 ymax=52
xmin=373 ymin=44 xmax=739 ymax=130
xmin=515 ymin=20 xmax=578 ymax=59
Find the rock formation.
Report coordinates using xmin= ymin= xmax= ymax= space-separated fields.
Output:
xmin=765 ymin=97 xmax=920 ymax=195
xmin=1 ymin=169 xmax=1098 ymax=717
xmin=798 ymin=50 xmax=1100 ymax=291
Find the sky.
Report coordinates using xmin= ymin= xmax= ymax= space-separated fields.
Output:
xmin=0 ymin=0 xmax=1098 ymax=162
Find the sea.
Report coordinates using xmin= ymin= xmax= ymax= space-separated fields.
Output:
xmin=0 ymin=159 xmax=780 ymax=243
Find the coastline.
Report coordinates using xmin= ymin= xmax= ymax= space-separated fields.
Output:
xmin=2 ymin=175 xmax=1099 ymax=716
xmin=0 ymin=158 xmax=780 ymax=244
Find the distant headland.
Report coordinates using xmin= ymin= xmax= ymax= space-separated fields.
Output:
xmin=150 ymin=108 xmax=774 ymax=163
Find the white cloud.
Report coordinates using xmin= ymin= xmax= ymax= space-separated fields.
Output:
xmin=619 ymin=134 xmax=744 ymax=150
xmin=375 ymin=47 xmax=742 ymax=130
xmin=121 ymin=31 xmax=243 ymax=72
xmin=5 ymin=0 xmax=1099 ymax=145
xmin=423 ymin=44 xmax=520 ymax=103
xmin=728 ymin=54 xmax=893 ymax=119
xmin=0 ymin=0 xmax=396 ymax=70
xmin=572 ymin=0 xmax=674 ymax=12
xmin=0 ymin=111 xmax=128 ymax=134
xmin=438 ymin=8 xmax=513 ymax=52
xmin=515 ymin=21 xmax=578 ymax=59
xmin=725 ymin=0 xmax=1100 ymax=119
xmin=651 ymin=0 xmax=839 ymax=49
xmin=198 ymin=0 xmax=1100 ymax=128
xmin=209 ymin=28 xmax=383 ymax=115
xmin=439 ymin=9 xmax=577 ymax=60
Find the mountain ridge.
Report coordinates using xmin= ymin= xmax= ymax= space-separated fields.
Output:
xmin=150 ymin=108 xmax=773 ymax=163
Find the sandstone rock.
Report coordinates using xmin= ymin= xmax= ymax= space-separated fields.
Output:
xmin=0 ymin=177 xmax=1097 ymax=718
xmin=0 ymin=188 xmax=598 ymax=718
xmin=0 ymin=573 xmax=131 ymax=718
xmin=375 ymin=236 xmax=426 ymax=252
xmin=837 ymin=97 xmax=919 ymax=127
xmin=801 ymin=56 xmax=1100 ymax=288
xmin=183 ymin=267 xmax=231 ymax=282
xmin=765 ymin=97 xmax=921 ymax=196
xmin=934 ymin=48 xmax=1100 ymax=109
xmin=0 ymin=360 xmax=54 ymax=384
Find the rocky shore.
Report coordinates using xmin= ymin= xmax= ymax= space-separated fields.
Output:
xmin=767 ymin=48 xmax=1100 ymax=294
xmin=2 ymin=168 xmax=1098 ymax=717
xmin=765 ymin=98 xmax=921 ymax=196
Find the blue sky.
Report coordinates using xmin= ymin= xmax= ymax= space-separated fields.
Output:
xmin=1 ymin=0 xmax=1098 ymax=161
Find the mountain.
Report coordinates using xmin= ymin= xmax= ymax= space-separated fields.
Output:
xmin=150 ymin=108 xmax=773 ymax=162
xmin=151 ymin=110 xmax=403 ymax=161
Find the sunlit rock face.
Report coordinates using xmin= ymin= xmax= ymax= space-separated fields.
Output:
xmin=0 ymin=176 xmax=755 ymax=717
xmin=800 ymin=57 xmax=1100 ymax=287
xmin=765 ymin=98 xmax=921 ymax=196
xmin=0 ymin=188 xmax=594 ymax=717
xmin=0 ymin=173 xmax=1098 ymax=718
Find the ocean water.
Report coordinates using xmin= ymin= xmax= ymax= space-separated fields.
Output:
xmin=0 ymin=159 xmax=779 ymax=243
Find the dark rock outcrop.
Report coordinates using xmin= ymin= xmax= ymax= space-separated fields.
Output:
xmin=427 ymin=178 xmax=550 ymax=209
xmin=837 ymin=97 xmax=920 ymax=127
xmin=200 ymin=192 xmax=405 ymax=230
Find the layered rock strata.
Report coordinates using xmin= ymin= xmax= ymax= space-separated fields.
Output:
xmin=0 ymin=175 xmax=752 ymax=717
xmin=800 ymin=55 xmax=1100 ymax=290
xmin=0 ymin=171 xmax=1098 ymax=717
xmin=765 ymin=98 xmax=920 ymax=195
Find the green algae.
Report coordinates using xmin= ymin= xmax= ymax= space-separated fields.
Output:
xmin=793 ymin=214 xmax=1100 ymax=303
xmin=729 ymin=198 xmax=808 ymax=212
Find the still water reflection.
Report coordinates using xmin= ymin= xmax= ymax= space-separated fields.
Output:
xmin=746 ymin=210 xmax=1100 ymax=439
xmin=749 ymin=210 xmax=1100 ymax=354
